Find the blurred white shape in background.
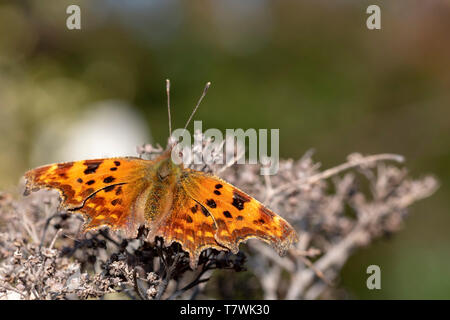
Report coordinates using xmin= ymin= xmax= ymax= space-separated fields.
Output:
xmin=31 ymin=100 xmax=152 ymax=165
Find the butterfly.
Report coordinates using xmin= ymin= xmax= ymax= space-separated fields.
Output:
xmin=23 ymin=80 xmax=298 ymax=269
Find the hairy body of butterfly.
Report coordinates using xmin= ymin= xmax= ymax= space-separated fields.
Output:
xmin=24 ymin=150 xmax=298 ymax=268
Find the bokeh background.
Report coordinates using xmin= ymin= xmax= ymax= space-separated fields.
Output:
xmin=1 ymin=0 xmax=449 ymax=299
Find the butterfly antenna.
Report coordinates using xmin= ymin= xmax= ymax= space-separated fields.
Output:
xmin=166 ymin=79 xmax=172 ymax=137
xmin=183 ymin=81 xmax=211 ymax=131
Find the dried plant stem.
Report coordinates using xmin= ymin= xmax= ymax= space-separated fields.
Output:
xmin=286 ymin=225 xmax=367 ymax=299
xmin=49 ymin=229 xmax=62 ymax=249
xmin=271 ymin=153 xmax=405 ymax=197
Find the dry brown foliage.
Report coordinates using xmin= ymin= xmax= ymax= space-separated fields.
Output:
xmin=0 ymin=137 xmax=438 ymax=299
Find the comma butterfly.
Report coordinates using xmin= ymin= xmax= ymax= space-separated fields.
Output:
xmin=23 ymin=81 xmax=298 ymax=268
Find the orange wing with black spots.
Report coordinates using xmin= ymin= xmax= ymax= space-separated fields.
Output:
xmin=154 ymin=185 xmax=229 ymax=268
xmin=181 ymin=170 xmax=298 ymax=257
xmin=24 ymin=157 xmax=153 ymax=237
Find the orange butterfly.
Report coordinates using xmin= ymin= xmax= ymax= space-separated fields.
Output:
xmin=23 ymin=81 xmax=298 ymax=268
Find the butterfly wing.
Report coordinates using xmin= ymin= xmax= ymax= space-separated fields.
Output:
xmin=24 ymin=157 xmax=153 ymax=237
xmin=24 ymin=157 xmax=298 ymax=269
xmin=180 ymin=169 xmax=298 ymax=258
xmin=154 ymin=185 xmax=229 ymax=268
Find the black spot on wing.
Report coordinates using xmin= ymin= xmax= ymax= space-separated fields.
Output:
xmin=253 ymin=219 xmax=266 ymax=225
xmin=103 ymin=176 xmax=115 ymax=183
xmin=206 ymin=199 xmax=217 ymax=208
xmin=104 ymin=185 xmax=115 ymax=192
xmin=111 ymin=199 xmax=122 ymax=206
xmin=232 ymin=190 xmax=250 ymax=211
xmin=83 ymin=161 xmax=102 ymax=175
xmin=201 ymin=206 xmax=210 ymax=217
xmin=223 ymin=211 xmax=232 ymax=218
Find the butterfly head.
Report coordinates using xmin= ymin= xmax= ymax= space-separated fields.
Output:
xmin=152 ymin=147 xmax=184 ymax=181
xmin=157 ymin=156 xmax=180 ymax=180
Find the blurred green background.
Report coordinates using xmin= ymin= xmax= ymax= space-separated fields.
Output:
xmin=0 ymin=0 xmax=449 ymax=299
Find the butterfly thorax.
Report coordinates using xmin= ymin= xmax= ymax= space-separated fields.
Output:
xmin=144 ymin=155 xmax=182 ymax=221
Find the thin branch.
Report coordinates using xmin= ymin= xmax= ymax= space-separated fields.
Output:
xmin=133 ymin=268 xmax=147 ymax=300
xmin=272 ymin=153 xmax=405 ymax=196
